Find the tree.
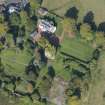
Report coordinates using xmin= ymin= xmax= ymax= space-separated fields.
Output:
xmin=20 ymin=10 xmax=37 ymax=35
xmin=25 ymin=64 xmax=40 ymax=78
xmin=19 ymin=96 xmax=33 ymax=105
xmin=38 ymin=37 xmax=49 ymax=48
xmin=80 ymin=23 xmax=94 ymax=41
xmin=64 ymin=60 xmax=79 ymax=71
xmin=45 ymin=44 xmax=56 ymax=60
xmin=20 ymin=10 xmax=29 ymax=26
xmin=94 ymin=32 xmax=105 ymax=47
xmin=18 ymin=26 xmax=25 ymax=37
xmin=9 ymin=13 xmax=21 ymax=26
xmin=29 ymin=0 xmax=40 ymax=10
xmin=0 ymin=14 xmax=4 ymax=23
xmin=68 ymin=96 xmax=81 ymax=105
xmin=5 ymin=82 xmax=15 ymax=92
xmin=25 ymin=18 xmax=36 ymax=34
xmin=37 ymin=36 xmax=56 ymax=59
xmin=38 ymin=76 xmax=51 ymax=97
xmin=92 ymin=49 xmax=100 ymax=60
xmin=31 ymin=89 xmax=41 ymax=102
xmin=47 ymin=66 xmax=55 ymax=79
xmin=0 ymin=58 xmax=4 ymax=73
xmin=27 ymin=0 xmax=40 ymax=17
xmin=61 ymin=18 xmax=77 ymax=38
xmin=0 ymin=42 xmax=4 ymax=51
xmin=0 ymin=23 xmax=8 ymax=36
xmin=27 ymin=82 xmax=34 ymax=93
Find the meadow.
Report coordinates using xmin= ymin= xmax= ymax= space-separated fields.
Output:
xmin=0 ymin=48 xmax=32 ymax=76
xmin=61 ymin=36 xmax=94 ymax=62
xmin=42 ymin=0 xmax=105 ymax=25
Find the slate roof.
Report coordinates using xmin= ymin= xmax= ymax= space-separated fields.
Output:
xmin=38 ymin=19 xmax=56 ymax=33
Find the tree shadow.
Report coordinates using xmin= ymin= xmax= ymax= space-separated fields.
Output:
xmin=9 ymin=26 xmax=19 ymax=45
xmin=48 ymin=66 xmax=55 ymax=79
xmin=98 ymin=22 xmax=105 ymax=33
xmin=84 ymin=11 xmax=94 ymax=23
xmin=42 ymin=32 xmax=60 ymax=50
xmin=37 ymin=0 xmax=43 ymax=5
xmin=76 ymin=22 xmax=82 ymax=31
xmin=25 ymin=64 xmax=40 ymax=77
xmin=65 ymin=7 xmax=79 ymax=20
xmin=39 ymin=48 xmax=48 ymax=64
xmin=73 ymin=88 xmax=81 ymax=99
xmin=72 ymin=69 xmax=85 ymax=78
xmin=83 ymin=11 xmax=97 ymax=31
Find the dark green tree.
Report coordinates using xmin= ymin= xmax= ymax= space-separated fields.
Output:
xmin=0 ymin=58 xmax=4 ymax=73
xmin=9 ymin=13 xmax=21 ymax=26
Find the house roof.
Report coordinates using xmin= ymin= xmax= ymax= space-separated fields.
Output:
xmin=8 ymin=6 xmax=18 ymax=13
xmin=6 ymin=0 xmax=22 ymax=4
xmin=5 ymin=0 xmax=29 ymax=8
xmin=38 ymin=19 xmax=56 ymax=33
xmin=37 ymin=7 xmax=48 ymax=16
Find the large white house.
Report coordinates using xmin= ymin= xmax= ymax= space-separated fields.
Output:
xmin=8 ymin=6 xmax=18 ymax=13
xmin=38 ymin=19 xmax=56 ymax=33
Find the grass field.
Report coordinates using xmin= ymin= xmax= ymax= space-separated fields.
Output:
xmin=0 ymin=48 xmax=32 ymax=76
xmin=80 ymin=0 xmax=105 ymax=24
xmin=82 ymin=51 xmax=105 ymax=105
xmin=42 ymin=0 xmax=72 ymax=16
xmin=61 ymin=36 xmax=94 ymax=62
xmin=52 ymin=55 xmax=70 ymax=80
xmin=42 ymin=0 xmax=105 ymax=25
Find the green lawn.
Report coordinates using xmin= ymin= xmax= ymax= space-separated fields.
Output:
xmin=50 ymin=54 xmax=70 ymax=81
xmin=47 ymin=36 xmax=94 ymax=81
xmin=79 ymin=0 xmax=105 ymax=24
xmin=42 ymin=0 xmax=72 ymax=16
xmin=0 ymin=48 xmax=32 ymax=76
xmin=61 ymin=36 xmax=94 ymax=62
xmin=50 ymin=37 xmax=94 ymax=81
xmin=42 ymin=0 xmax=105 ymax=25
